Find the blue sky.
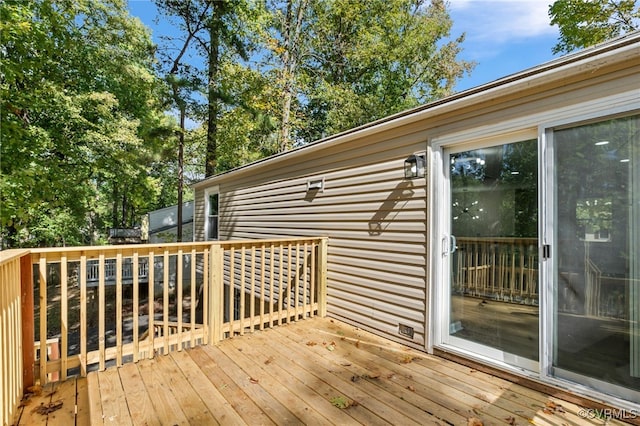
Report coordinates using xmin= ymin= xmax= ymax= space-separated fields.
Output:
xmin=448 ymin=0 xmax=560 ymax=91
xmin=127 ymin=0 xmax=561 ymax=93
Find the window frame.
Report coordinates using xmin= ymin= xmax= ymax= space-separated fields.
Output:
xmin=203 ymin=186 xmax=220 ymax=241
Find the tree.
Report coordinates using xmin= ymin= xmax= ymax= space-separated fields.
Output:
xmin=0 ymin=0 xmax=168 ymax=247
xmin=154 ymin=0 xmax=260 ymax=177
xmin=268 ymin=0 xmax=474 ymax=145
xmin=549 ymin=0 xmax=639 ymax=54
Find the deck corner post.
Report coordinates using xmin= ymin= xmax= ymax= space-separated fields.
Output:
xmin=209 ymin=243 xmax=224 ymax=344
xmin=317 ymin=238 xmax=329 ymax=317
xmin=20 ymin=253 xmax=35 ymax=391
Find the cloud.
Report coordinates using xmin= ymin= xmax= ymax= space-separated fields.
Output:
xmin=449 ymin=0 xmax=557 ymax=44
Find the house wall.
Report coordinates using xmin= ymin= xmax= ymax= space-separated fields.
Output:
xmin=195 ymin=128 xmax=429 ymax=348
xmin=193 ymin=40 xmax=640 ymax=350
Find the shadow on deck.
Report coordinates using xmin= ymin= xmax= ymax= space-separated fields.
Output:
xmin=13 ymin=317 xmax=622 ymax=426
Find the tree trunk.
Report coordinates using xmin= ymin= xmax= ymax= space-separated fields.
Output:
xmin=279 ymin=0 xmax=307 ymax=153
xmin=177 ymin=106 xmax=185 ymax=242
xmin=205 ymin=1 xmax=223 ymax=177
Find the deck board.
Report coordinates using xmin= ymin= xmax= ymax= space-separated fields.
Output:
xmin=12 ymin=317 xmax=629 ymax=425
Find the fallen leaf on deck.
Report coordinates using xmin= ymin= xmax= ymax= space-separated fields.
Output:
xmin=401 ymin=355 xmax=415 ymax=364
xmin=505 ymin=416 xmax=516 ymax=425
xmin=355 ymin=340 xmax=360 ymax=348
xmin=27 ymin=385 xmax=42 ymax=396
xmin=264 ymin=356 xmax=274 ymax=365
xmin=306 ymin=341 xmax=317 ymax=346
xmin=330 ymin=396 xmax=356 ymax=409
xmin=34 ymin=400 xmax=63 ymax=415
xmin=326 ymin=344 xmax=335 ymax=351
xmin=341 ymin=362 xmax=352 ymax=367
xmin=351 ymin=375 xmax=360 ymax=382
xmin=407 ymin=385 xmax=416 ymax=392
xmin=543 ymin=400 xmax=565 ymax=415
xmin=249 ymin=377 xmax=259 ymax=384
xmin=467 ymin=417 xmax=483 ymax=426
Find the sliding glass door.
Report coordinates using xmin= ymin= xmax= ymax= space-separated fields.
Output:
xmin=442 ymin=138 xmax=539 ymax=370
xmin=551 ymin=115 xmax=640 ymax=401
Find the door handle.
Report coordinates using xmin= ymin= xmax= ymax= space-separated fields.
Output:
xmin=450 ymin=235 xmax=457 ymax=254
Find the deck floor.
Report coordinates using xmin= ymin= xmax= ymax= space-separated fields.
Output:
xmin=13 ymin=317 xmax=625 ymax=425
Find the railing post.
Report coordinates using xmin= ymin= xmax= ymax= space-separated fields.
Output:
xmin=317 ymin=238 xmax=328 ymax=317
xmin=209 ymin=244 xmax=224 ymax=344
xmin=20 ymin=254 xmax=34 ymax=391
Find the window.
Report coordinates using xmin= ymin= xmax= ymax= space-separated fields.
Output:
xmin=205 ymin=189 xmax=219 ymax=240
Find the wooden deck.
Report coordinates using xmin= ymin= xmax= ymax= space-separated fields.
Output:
xmin=13 ymin=317 xmax=623 ymax=426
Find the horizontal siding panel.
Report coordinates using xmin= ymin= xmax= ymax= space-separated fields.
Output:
xmin=229 ymin=220 xmax=424 ymax=234
xmin=327 ymin=302 xmax=425 ymax=345
xmin=329 ymin=246 xmax=426 ymax=268
xmin=229 ymin=210 xmax=426 ymax=222
xmin=224 ymin=133 xmax=427 ymax=189
xmin=329 ymin=264 xmax=424 ymax=288
xmin=329 ymin=273 xmax=425 ymax=310
xmin=225 ymin=163 xmax=405 ymax=201
xmin=222 ymin=189 xmax=426 ymax=212
xmin=329 ymin=238 xmax=427 ymax=256
xmin=226 ymin=178 xmax=420 ymax=206
xmin=223 ymin=227 xmax=426 ymax=244
xmin=329 ymin=253 xmax=425 ymax=278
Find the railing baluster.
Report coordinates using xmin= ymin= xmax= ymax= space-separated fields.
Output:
xmin=203 ymin=247 xmax=209 ymax=343
xmin=163 ymin=250 xmax=169 ymax=354
xmin=147 ymin=250 xmax=155 ymax=360
xmin=294 ymin=243 xmax=300 ymax=319
xmin=61 ymin=255 xmax=68 ymax=380
xmin=116 ymin=252 xmax=123 ymax=367
xmin=177 ymin=249 xmax=183 ymax=351
xmin=278 ymin=244 xmax=284 ymax=325
xmin=38 ymin=257 xmax=47 ymax=384
xmin=190 ymin=248 xmax=196 ymax=348
xmin=133 ymin=252 xmax=139 ymax=363
xmin=98 ymin=253 xmax=105 ymax=371
xmin=287 ymin=243 xmax=292 ymax=322
xmin=269 ymin=243 xmax=275 ymax=328
xmin=250 ymin=246 xmax=256 ymax=333
xmin=303 ymin=243 xmax=308 ymax=318
xmin=310 ymin=242 xmax=316 ymax=318
xmin=229 ymin=246 xmax=235 ymax=336
xmin=260 ymin=243 xmax=266 ymax=330
xmin=239 ymin=246 xmax=245 ymax=336
xmin=80 ymin=255 xmax=87 ymax=376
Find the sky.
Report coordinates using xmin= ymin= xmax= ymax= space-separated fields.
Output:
xmin=127 ymin=0 xmax=562 ymax=93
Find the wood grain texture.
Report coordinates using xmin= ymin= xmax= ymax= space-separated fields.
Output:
xmin=15 ymin=317 xmax=628 ymax=426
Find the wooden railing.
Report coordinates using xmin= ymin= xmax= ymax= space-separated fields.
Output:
xmin=453 ymin=237 xmax=538 ymax=304
xmin=0 ymin=236 xmax=327 ymax=422
xmin=0 ymin=249 xmax=31 ymax=426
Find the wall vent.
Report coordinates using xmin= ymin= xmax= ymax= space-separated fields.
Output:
xmin=398 ymin=324 xmax=414 ymax=339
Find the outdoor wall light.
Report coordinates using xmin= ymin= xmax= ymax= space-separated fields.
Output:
xmin=307 ymin=178 xmax=324 ymax=192
xmin=404 ymin=154 xmax=426 ymax=179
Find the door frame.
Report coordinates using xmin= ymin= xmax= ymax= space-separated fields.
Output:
xmin=428 ymin=128 xmax=541 ymax=375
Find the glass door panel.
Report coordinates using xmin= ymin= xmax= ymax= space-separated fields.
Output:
xmin=447 ymin=139 xmax=539 ymax=366
xmin=553 ymin=115 xmax=640 ymax=400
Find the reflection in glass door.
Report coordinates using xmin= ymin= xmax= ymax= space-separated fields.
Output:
xmin=552 ymin=115 xmax=640 ymax=402
xmin=445 ymin=139 xmax=539 ymax=367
